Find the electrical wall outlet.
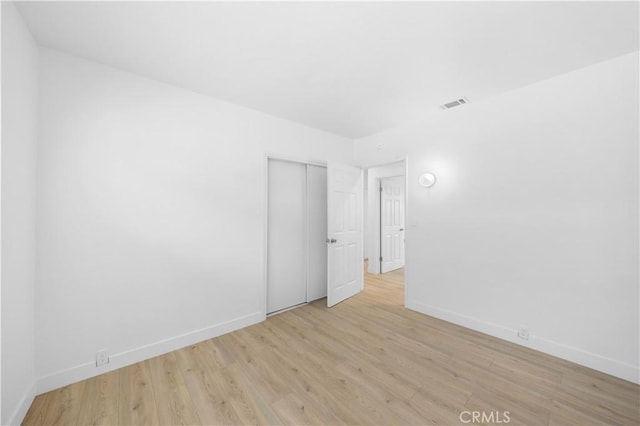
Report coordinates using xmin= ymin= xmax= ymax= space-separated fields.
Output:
xmin=96 ymin=349 xmax=109 ymax=367
xmin=517 ymin=328 xmax=530 ymax=340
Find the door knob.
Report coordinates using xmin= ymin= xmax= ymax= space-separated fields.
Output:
xmin=326 ymin=238 xmax=337 ymax=244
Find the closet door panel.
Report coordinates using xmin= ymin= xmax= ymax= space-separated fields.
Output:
xmin=307 ymin=165 xmax=328 ymax=301
xmin=267 ymin=160 xmax=307 ymax=314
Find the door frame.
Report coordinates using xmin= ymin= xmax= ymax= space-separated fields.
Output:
xmin=364 ymin=158 xmax=409 ymax=307
xmin=262 ymin=154 xmax=327 ymax=318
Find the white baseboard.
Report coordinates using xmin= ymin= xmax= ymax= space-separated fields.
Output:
xmin=37 ymin=311 xmax=265 ymax=394
xmin=406 ymin=300 xmax=639 ymax=385
xmin=7 ymin=381 xmax=36 ymax=426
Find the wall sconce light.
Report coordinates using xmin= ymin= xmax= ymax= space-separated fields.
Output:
xmin=419 ymin=172 xmax=436 ymax=188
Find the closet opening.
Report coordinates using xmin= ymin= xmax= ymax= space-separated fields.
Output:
xmin=266 ymin=158 xmax=327 ymax=315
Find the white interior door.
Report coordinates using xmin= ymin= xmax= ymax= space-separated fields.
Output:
xmin=380 ymin=176 xmax=405 ymax=273
xmin=327 ymin=162 xmax=363 ymax=307
xmin=267 ymin=160 xmax=307 ymax=314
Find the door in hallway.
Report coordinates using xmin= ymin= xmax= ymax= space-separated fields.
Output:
xmin=380 ymin=176 xmax=405 ymax=273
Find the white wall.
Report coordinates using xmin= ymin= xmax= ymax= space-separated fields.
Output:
xmin=36 ymin=48 xmax=353 ymax=392
xmin=1 ymin=3 xmax=38 ymax=424
xmin=355 ymin=52 xmax=639 ymax=383
xmin=366 ymin=162 xmax=405 ymax=274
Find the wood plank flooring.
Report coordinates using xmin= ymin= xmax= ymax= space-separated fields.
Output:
xmin=23 ymin=267 xmax=639 ymax=425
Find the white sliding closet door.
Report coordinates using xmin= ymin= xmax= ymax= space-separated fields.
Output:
xmin=267 ymin=160 xmax=307 ymax=314
xmin=307 ymin=165 xmax=327 ymax=301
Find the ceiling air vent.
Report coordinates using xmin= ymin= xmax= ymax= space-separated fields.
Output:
xmin=440 ymin=97 xmax=469 ymax=110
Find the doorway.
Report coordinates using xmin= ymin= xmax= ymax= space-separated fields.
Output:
xmin=363 ymin=160 xmax=407 ymax=307
xmin=365 ymin=161 xmax=406 ymax=276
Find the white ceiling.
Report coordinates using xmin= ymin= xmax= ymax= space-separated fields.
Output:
xmin=16 ymin=1 xmax=639 ymax=139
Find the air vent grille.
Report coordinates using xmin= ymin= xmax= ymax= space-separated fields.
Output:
xmin=441 ymin=97 xmax=469 ymax=110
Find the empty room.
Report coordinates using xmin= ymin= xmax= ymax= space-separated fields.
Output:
xmin=1 ymin=1 xmax=639 ymax=425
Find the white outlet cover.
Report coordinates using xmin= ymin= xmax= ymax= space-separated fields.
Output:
xmin=96 ymin=349 xmax=110 ymax=367
xmin=517 ymin=328 xmax=530 ymax=340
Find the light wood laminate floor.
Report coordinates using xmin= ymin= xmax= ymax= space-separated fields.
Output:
xmin=23 ymin=266 xmax=639 ymax=425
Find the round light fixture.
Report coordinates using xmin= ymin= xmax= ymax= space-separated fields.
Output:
xmin=419 ymin=172 xmax=436 ymax=188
